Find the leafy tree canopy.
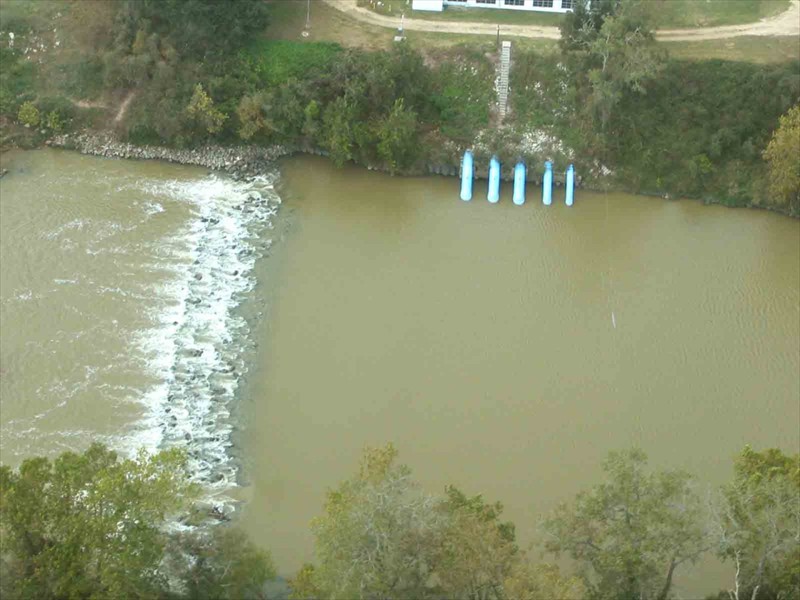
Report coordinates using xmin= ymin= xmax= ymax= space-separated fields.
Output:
xmin=542 ymin=448 xmax=706 ymax=600
xmin=763 ymin=104 xmax=800 ymax=214
xmin=0 ymin=443 xmax=195 ymax=599
xmin=0 ymin=444 xmax=275 ymax=600
xmin=291 ymin=444 xmax=584 ymax=600
xmin=710 ymin=446 xmax=800 ymax=600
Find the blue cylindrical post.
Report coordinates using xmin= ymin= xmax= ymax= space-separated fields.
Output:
xmin=565 ymin=164 xmax=574 ymax=207
xmin=513 ymin=162 xmax=526 ymax=206
xmin=488 ymin=156 xmax=500 ymax=203
xmin=542 ymin=161 xmax=553 ymax=206
xmin=460 ymin=151 xmax=473 ymax=201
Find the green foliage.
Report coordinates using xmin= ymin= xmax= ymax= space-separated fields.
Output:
xmin=606 ymin=59 xmax=800 ymax=205
xmin=293 ymin=444 xmax=589 ymax=600
xmin=305 ymin=443 xmax=443 ymax=599
xmin=711 ymin=446 xmax=800 ymax=600
xmin=542 ymin=449 xmax=706 ymax=600
xmin=763 ymin=104 xmax=800 ymax=214
xmin=376 ymin=98 xmax=420 ymax=173
xmin=187 ymin=83 xmax=227 ymax=135
xmin=322 ymin=96 xmax=357 ymax=167
xmin=0 ymin=444 xmax=276 ymax=600
xmin=16 ymin=101 xmax=40 ymax=127
xmin=44 ymin=110 xmax=65 ymax=133
xmin=166 ymin=526 xmax=276 ymax=600
xmin=243 ymin=40 xmax=343 ymax=87
xmin=0 ymin=443 xmax=195 ymax=599
xmin=561 ymin=0 xmax=665 ymax=129
xmin=303 ymin=99 xmax=321 ymax=139
xmin=237 ymin=92 xmax=268 ymax=141
xmin=431 ymin=47 xmax=495 ymax=142
xmin=117 ymin=0 xmax=269 ymax=60
xmin=0 ymin=47 xmax=35 ymax=117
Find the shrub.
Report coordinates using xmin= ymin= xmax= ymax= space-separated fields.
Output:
xmin=17 ymin=101 xmax=40 ymax=127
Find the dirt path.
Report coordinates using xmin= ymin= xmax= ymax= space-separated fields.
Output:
xmin=322 ymin=0 xmax=800 ymax=41
xmin=114 ymin=91 xmax=136 ymax=124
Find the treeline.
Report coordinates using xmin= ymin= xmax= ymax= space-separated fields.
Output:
xmin=1 ymin=0 xmax=492 ymax=174
xmin=510 ymin=0 xmax=800 ymax=213
xmin=0 ymin=0 xmax=798 ymax=212
xmin=1 ymin=443 xmax=798 ymax=600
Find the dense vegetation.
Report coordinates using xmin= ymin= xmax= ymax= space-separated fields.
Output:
xmin=2 ymin=443 xmax=797 ymax=599
xmin=0 ymin=0 xmax=798 ymax=212
xmin=0 ymin=444 xmax=273 ymax=599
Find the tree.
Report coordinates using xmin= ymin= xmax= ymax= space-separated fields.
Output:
xmin=376 ymin=98 xmax=419 ymax=174
xmin=237 ymin=92 xmax=269 ymax=140
xmin=0 ymin=444 xmax=195 ymax=599
xmin=0 ymin=444 xmax=276 ymax=600
xmin=763 ymin=104 xmax=800 ymax=214
xmin=117 ymin=0 xmax=269 ymax=59
xmin=323 ymin=97 xmax=357 ymax=168
xmin=166 ymin=526 xmax=276 ymax=600
xmin=560 ymin=0 xmax=619 ymax=54
xmin=560 ymin=0 xmax=664 ymax=129
xmin=292 ymin=444 xmax=588 ymax=600
xmin=187 ymin=83 xmax=226 ymax=135
xmin=542 ymin=449 xmax=707 ymax=600
xmin=709 ymin=446 xmax=800 ymax=600
xmin=300 ymin=444 xmax=445 ymax=599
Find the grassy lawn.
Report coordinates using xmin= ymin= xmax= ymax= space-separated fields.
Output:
xmin=360 ymin=0 xmax=790 ymax=28
xmin=265 ymin=0 xmax=556 ymax=55
xmin=652 ymin=0 xmax=790 ymax=28
xmin=663 ymin=35 xmax=800 ymax=63
xmin=265 ymin=0 xmax=393 ymax=49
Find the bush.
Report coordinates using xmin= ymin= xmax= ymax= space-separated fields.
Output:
xmin=17 ymin=101 xmax=39 ymax=127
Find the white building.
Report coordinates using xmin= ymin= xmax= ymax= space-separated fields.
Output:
xmin=411 ymin=0 xmax=576 ymax=13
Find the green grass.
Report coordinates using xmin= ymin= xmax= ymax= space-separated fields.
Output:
xmin=430 ymin=44 xmax=496 ymax=140
xmin=663 ymin=35 xmax=800 ymax=63
xmin=653 ymin=0 xmax=790 ymax=28
xmin=243 ymin=39 xmax=343 ymax=85
xmin=265 ymin=0 xmax=393 ymax=49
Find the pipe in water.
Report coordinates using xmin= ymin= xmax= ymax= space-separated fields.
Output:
xmin=513 ymin=162 xmax=526 ymax=206
xmin=488 ymin=156 xmax=500 ymax=203
xmin=565 ymin=164 xmax=574 ymax=206
xmin=542 ymin=161 xmax=553 ymax=206
xmin=460 ymin=150 xmax=473 ymax=201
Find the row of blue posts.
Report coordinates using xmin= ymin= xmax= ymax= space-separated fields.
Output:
xmin=459 ymin=151 xmax=574 ymax=206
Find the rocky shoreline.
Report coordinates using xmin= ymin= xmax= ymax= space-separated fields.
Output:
xmin=46 ymin=131 xmax=526 ymax=183
xmin=49 ymin=132 xmax=301 ymax=179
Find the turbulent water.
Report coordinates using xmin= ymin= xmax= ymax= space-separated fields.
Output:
xmin=0 ymin=149 xmax=279 ymax=496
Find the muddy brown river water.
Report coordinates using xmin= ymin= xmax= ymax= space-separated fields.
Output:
xmin=1 ymin=150 xmax=798 ymax=597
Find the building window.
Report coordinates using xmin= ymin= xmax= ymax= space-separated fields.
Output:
xmin=476 ymin=0 xmax=497 ymax=5
xmin=531 ymin=0 xmax=554 ymax=7
xmin=504 ymin=0 xmax=524 ymax=5
xmin=561 ymin=0 xmax=574 ymax=8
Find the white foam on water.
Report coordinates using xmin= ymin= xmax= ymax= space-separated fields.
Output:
xmin=121 ymin=173 xmax=280 ymax=494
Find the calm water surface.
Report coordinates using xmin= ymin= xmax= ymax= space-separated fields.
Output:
xmin=1 ymin=151 xmax=798 ymax=597
xmin=239 ymin=156 xmax=799 ymax=596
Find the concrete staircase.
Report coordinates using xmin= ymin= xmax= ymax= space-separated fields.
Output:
xmin=498 ymin=41 xmax=511 ymax=119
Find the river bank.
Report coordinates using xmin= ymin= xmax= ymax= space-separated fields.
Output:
xmin=45 ymin=130 xmax=800 ymax=219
